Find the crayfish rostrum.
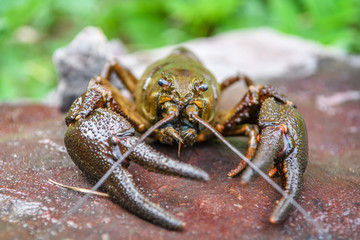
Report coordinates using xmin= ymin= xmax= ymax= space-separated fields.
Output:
xmin=64 ymin=47 xmax=308 ymax=230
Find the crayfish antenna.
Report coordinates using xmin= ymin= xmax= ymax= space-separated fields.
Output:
xmin=49 ymin=113 xmax=177 ymax=235
xmin=190 ymin=113 xmax=328 ymax=238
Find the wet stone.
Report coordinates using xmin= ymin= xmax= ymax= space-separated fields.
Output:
xmin=2 ymin=30 xmax=360 ymax=239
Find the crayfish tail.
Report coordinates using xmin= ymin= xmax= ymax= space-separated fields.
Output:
xmin=104 ymin=166 xmax=185 ymax=230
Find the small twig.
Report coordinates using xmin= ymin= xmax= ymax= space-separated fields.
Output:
xmin=48 ymin=179 xmax=110 ymax=197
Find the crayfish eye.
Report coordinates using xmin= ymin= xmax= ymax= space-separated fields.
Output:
xmin=158 ymin=78 xmax=165 ymax=86
xmin=195 ymin=83 xmax=209 ymax=92
xmin=158 ymin=78 xmax=171 ymax=88
xmin=200 ymin=84 xmax=208 ymax=91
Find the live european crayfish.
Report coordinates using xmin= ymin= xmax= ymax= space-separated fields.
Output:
xmin=64 ymin=47 xmax=308 ymax=230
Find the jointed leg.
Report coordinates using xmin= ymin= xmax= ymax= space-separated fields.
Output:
xmin=196 ymin=74 xmax=255 ymax=142
xmin=220 ymin=73 xmax=254 ymax=91
xmin=101 ymin=60 xmax=138 ymax=98
xmin=215 ymin=83 xmax=294 ymax=177
xmin=225 ymin=124 xmax=259 ymax=177
xmin=66 ymin=76 xmax=150 ymax=133
xmin=217 ymin=85 xmax=263 ymax=130
xmin=218 ymin=85 xmax=293 ymax=130
xmin=91 ymin=77 xmax=150 ymax=132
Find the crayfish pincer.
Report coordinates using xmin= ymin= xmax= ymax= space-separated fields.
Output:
xmin=239 ymin=97 xmax=308 ymax=223
xmin=64 ymin=84 xmax=209 ymax=230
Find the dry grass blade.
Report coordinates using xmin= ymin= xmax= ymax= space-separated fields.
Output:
xmin=48 ymin=179 xmax=110 ymax=197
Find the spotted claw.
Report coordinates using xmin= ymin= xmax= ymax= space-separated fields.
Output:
xmin=64 ymin=108 xmax=209 ymax=230
xmin=241 ymin=97 xmax=308 ymax=223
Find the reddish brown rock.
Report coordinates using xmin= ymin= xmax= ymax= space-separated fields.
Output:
xmin=1 ymin=61 xmax=359 ymax=239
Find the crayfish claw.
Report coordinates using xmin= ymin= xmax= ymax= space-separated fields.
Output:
xmin=270 ymin=157 xmax=303 ymax=224
xmin=104 ymin=166 xmax=185 ymax=230
xmin=64 ymin=107 xmax=208 ymax=229
xmin=118 ymin=136 xmax=209 ymax=181
xmin=241 ymin=126 xmax=283 ymax=184
xmin=240 ymin=97 xmax=308 ymax=223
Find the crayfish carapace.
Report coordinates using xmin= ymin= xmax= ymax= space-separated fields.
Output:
xmin=64 ymin=47 xmax=308 ymax=230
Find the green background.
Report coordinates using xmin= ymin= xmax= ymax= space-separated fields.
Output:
xmin=1 ymin=0 xmax=359 ymax=101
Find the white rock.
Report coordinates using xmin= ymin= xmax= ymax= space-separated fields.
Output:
xmin=120 ymin=28 xmax=347 ymax=83
xmin=53 ymin=26 xmax=356 ymax=110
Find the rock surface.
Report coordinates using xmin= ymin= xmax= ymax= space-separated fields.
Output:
xmin=1 ymin=27 xmax=359 ymax=239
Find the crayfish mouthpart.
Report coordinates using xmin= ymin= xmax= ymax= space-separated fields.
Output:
xmin=177 ymin=141 xmax=182 ymax=157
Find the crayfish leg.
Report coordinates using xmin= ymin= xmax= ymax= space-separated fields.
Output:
xmin=219 ymin=73 xmax=254 ymax=91
xmin=90 ymin=77 xmax=150 ymax=132
xmin=224 ymin=124 xmax=258 ymax=177
xmin=101 ymin=60 xmax=138 ymax=97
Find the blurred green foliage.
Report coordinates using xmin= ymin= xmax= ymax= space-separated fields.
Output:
xmin=1 ymin=0 xmax=359 ymax=101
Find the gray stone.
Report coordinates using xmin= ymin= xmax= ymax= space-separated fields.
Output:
xmin=53 ymin=27 xmax=126 ymax=112
xmin=122 ymin=28 xmax=347 ymax=82
xmin=53 ymin=26 xmax=357 ymax=111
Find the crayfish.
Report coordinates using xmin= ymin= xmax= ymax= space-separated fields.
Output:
xmin=64 ymin=47 xmax=308 ymax=230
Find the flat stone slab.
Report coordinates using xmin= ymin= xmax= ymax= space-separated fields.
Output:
xmin=1 ymin=57 xmax=359 ymax=239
